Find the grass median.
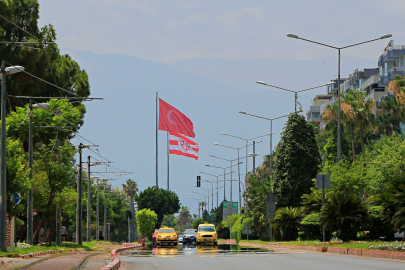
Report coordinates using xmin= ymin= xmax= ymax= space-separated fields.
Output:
xmin=0 ymin=240 xmax=105 ymax=257
xmin=238 ymin=240 xmax=399 ymax=250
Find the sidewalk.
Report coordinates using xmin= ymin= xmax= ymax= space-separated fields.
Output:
xmin=25 ymin=252 xmax=94 ymax=270
xmin=82 ymin=252 xmax=112 ymax=270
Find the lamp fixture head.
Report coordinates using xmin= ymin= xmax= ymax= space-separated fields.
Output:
xmin=256 ymin=81 xmax=266 ymax=85
xmin=33 ymin=103 xmax=50 ymax=110
xmin=239 ymin=111 xmax=246 ymax=114
xmin=381 ymin=34 xmax=392 ymax=39
xmin=287 ymin=34 xmax=299 ymax=39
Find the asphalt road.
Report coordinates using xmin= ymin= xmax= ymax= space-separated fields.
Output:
xmin=120 ymin=246 xmax=405 ymax=270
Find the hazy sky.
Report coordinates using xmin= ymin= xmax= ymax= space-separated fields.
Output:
xmin=35 ymin=0 xmax=405 ymax=214
xmin=39 ymin=0 xmax=405 ymax=63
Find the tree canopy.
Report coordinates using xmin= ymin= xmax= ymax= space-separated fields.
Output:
xmin=136 ymin=186 xmax=180 ymax=228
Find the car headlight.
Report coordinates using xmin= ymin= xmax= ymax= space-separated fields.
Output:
xmin=213 ymin=233 xmax=217 ymax=236
xmin=198 ymin=233 xmax=201 ymax=236
xmin=158 ymin=235 xmax=162 ymax=237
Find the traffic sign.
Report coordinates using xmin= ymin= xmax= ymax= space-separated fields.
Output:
xmin=266 ymin=211 xmax=274 ymax=220
xmin=244 ymin=222 xmax=252 ymax=234
xmin=266 ymin=202 xmax=276 ymax=212
xmin=316 ymin=174 xmax=331 ymax=189
xmin=265 ymin=191 xmax=277 ymax=203
xmin=10 ymin=193 xmax=20 ymax=204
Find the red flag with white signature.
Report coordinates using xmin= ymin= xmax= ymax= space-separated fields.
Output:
xmin=158 ymin=98 xmax=195 ymax=138
xmin=169 ymin=132 xmax=199 ymax=160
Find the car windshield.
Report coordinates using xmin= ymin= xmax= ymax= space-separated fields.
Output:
xmin=199 ymin=226 xmax=215 ymax=232
xmin=184 ymin=229 xmax=196 ymax=234
xmin=159 ymin=229 xmax=175 ymax=233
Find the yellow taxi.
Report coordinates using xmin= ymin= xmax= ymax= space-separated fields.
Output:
xmin=196 ymin=223 xmax=217 ymax=245
xmin=156 ymin=226 xmax=178 ymax=246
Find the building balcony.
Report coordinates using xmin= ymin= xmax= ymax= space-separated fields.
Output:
xmin=360 ymin=75 xmax=380 ymax=91
xmin=379 ymin=67 xmax=405 ymax=86
xmin=309 ymin=116 xmax=321 ymax=122
xmin=364 ymin=90 xmax=386 ymax=102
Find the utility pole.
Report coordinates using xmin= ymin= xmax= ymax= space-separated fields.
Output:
xmin=96 ymin=179 xmax=99 ymax=241
xmin=104 ymin=187 xmax=107 ymax=241
xmin=87 ymin=156 xmax=91 ymax=241
xmin=27 ymin=99 xmax=33 ymax=245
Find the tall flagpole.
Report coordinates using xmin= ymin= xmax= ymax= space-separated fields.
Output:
xmin=156 ymin=92 xmax=159 ymax=187
xmin=167 ymin=132 xmax=169 ymax=190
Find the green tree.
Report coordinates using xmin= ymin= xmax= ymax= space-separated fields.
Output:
xmin=320 ymin=192 xmax=368 ymax=242
xmin=376 ymin=95 xmax=401 ymax=136
xmin=273 ymin=113 xmax=321 ymax=207
xmin=162 ymin=214 xmax=176 ymax=228
xmin=136 ymin=186 xmax=180 ymax=228
xmin=136 ymin=209 xmax=158 ymax=239
xmin=342 ymin=89 xmax=376 ymax=161
xmin=370 ymin=178 xmax=405 ymax=236
xmin=192 ymin=218 xmax=205 ymax=230
xmin=0 ymin=1 xmax=90 ymax=115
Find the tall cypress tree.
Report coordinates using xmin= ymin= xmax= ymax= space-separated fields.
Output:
xmin=273 ymin=113 xmax=321 ymax=207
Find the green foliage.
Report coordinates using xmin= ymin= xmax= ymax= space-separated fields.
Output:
xmin=370 ymin=178 xmax=405 ymax=234
xmin=320 ymin=192 xmax=368 ymax=242
xmin=0 ymin=1 xmax=90 ymax=112
xmin=136 ymin=186 xmax=180 ymax=228
xmin=271 ymin=207 xmax=303 ymax=241
xmin=5 ymin=138 xmax=29 ymax=216
xmin=192 ymin=218 xmax=205 ymax=230
xmin=299 ymin=213 xmax=321 ymax=240
xmin=136 ymin=209 xmax=158 ymax=239
xmin=162 ymin=214 xmax=176 ymax=228
xmin=273 ymin=113 xmax=321 ymax=207
xmin=122 ymin=179 xmax=138 ymax=199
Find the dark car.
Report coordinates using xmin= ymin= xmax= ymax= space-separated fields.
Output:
xmin=182 ymin=229 xmax=197 ymax=244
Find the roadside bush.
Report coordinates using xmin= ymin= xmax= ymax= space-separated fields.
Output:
xmin=272 ymin=207 xmax=303 ymax=241
xmin=299 ymin=213 xmax=321 ymax=240
xmin=321 ymin=192 xmax=368 ymax=242
xmin=192 ymin=218 xmax=205 ymax=230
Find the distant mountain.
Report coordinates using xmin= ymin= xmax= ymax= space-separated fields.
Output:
xmin=65 ymin=50 xmax=377 ymax=209
xmin=170 ymin=56 xmax=377 ymax=91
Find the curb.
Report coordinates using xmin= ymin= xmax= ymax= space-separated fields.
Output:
xmin=20 ymin=248 xmax=87 ymax=259
xmin=238 ymin=242 xmax=405 ymax=261
xmin=100 ymin=257 xmax=120 ymax=270
xmin=111 ymin=243 xmax=141 ymax=257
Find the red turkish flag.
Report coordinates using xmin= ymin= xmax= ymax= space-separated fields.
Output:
xmin=158 ymin=98 xmax=195 ymax=138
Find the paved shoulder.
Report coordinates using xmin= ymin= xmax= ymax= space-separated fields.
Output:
xmin=25 ymin=252 xmax=93 ymax=270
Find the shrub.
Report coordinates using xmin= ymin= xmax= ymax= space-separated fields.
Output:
xmin=299 ymin=213 xmax=321 ymax=240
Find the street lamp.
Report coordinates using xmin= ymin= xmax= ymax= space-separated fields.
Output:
xmin=239 ymin=111 xmax=297 ymax=175
xmin=219 ymin=132 xmax=269 ymax=198
xmin=200 ymin=186 xmax=223 ymax=213
xmin=0 ymin=63 xmax=24 ymax=251
xmin=213 ymin=141 xmax=261 ymax=210
xmin=206 ymin=161 xmax=243 ymax=206
xmin=287 ymin=33 xmax=392 ymax=162
xmin=256 ymin=81 xmax=333 ymax=112
xmin=200 ymin=171 xmax=232 ymax=208
xmin=27 ymin=101 xmax=50 ymax=245
xmin=186 ymin=197 xmax=202 ymax=218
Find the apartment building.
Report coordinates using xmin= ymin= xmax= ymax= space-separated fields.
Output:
xmin=378 ymin=40 xmax=405 ymax=87
xmin=306 ymin=94 xmax=333 ymax=126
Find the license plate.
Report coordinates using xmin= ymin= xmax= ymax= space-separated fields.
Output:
xmin=205 ymin=238 xmax=210 ymax=241
xmin=165 ymin=237 xmax=170 ymax=240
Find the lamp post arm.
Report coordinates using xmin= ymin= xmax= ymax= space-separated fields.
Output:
xmin=296 ymin=84 xmax=330 ymax=93
xmin=258 ymin=82 xmax=295 ymax=93
xmin=296 ymin=37 xmax=339 ymax=49
xmin=340 ymin=37 xmax=382 ymax=49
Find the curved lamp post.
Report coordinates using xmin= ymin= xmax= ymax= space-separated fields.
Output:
xmin=287 ymin=33 xmax=392 ymax=162
xmin=0 ymin=64 xmax=24 ymax=251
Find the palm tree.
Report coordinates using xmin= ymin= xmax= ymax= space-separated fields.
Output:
xmin=271 ymin=207 xmax=303 ymax=241
xmin=122 ymin=179 xmax=139 ymax=199
xmin=320 ymin=192 xmax=368 ymax=242
xmin=342 ymin=90 xmax=376 ymax=161
xmin=376 ymin=95 xmax=401 ymax=136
